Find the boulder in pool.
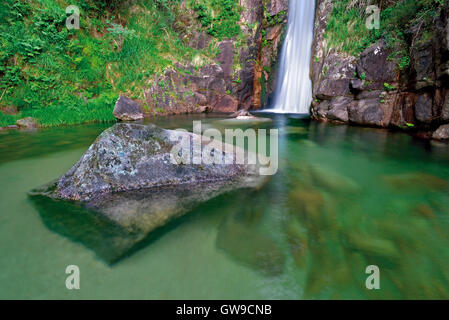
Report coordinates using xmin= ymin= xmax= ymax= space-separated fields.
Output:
xmin=29 ymin=123 xmax=266 ymax=262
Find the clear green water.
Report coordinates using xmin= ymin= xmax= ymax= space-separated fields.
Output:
xmin=2 ymin=115 xmax=449 ymax=299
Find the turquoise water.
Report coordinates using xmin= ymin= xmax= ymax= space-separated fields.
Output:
xmin=2 ymin=115 xmax=449 ymax=299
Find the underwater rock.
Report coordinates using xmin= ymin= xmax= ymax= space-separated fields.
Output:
xmin=113 ymin=96 xmax=144 ymax=121
xmin=297 ymin=163 xmax=360 ymax=195
xmin=216 ymin=216 xmax=285 ymax=276
xmin=285 ymin=219 xmax=308 ymax=268
xmin=382 ymin=173 xmax=449 ymax=192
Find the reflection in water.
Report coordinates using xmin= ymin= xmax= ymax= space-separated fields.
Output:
xmin=3 ymin=114 xmax=449 ymax=298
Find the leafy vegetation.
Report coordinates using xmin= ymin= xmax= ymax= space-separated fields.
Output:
xmin=324 ymin=0 xmax=446 ymax=69
xmin=190 ymin=0 xmax=242 ymax=40
xmin=0 ymin=0 xmax=240 ymax=127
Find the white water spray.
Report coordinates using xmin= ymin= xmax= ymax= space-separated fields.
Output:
xmin=266 ymin=0 xmax=316 ymax=114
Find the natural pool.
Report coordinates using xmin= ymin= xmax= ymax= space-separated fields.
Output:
xmin=2 ymin=114 xmax=449 ymax=299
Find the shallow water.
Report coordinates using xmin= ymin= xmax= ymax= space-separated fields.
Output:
xmin=2 ymin=115 xmax=449 ymax=299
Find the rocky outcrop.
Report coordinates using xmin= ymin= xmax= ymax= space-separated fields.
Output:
xmin=144 ymin=1 xmax=288 ymax=115
xmin=145 ymin=62 xmax=239 ymax=115
xmin=311 ymin=0 xmax=449 ymax=141
xmin=113 ymin=96 xmax=144 ymax=121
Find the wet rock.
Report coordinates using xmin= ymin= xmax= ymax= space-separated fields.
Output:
xmin=6 ymin=125 xmax=18 ymax=130
xmin=412 ymin=39 xmax=434 ymax=90
xmin=415 ymin=93 xmax=433 ymax=123
xmin=16 ymin=117 xmax=38 ymax=129
xmin=55 ymin=123 xmax=264 ymax=201
xmin=113 ymin=96 xmax=143 ymax=121
xmin=349 ymin=98 xmax=383 ymax=126
xmin=327 ymin=96 xmax=351 ymax=122
xmin=382 ymin=173 xmax=449 ymax=192
xmin=433 ymin=124 xmax=449 ymax=141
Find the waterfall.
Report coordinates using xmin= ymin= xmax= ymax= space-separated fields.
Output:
xmin=266 ymin=0 xmax=316 ymax=114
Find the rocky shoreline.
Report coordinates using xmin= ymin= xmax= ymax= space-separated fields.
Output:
xmin=310 ymin=0 xmax=449 ymax=142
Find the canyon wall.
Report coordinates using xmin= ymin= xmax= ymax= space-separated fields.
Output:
xmin=310 ymin=0 xmax=449 ymax=141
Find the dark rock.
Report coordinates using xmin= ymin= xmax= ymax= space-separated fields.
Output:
xmin=442 ymin=92 xmax=449 ymax=121
xmin=217 ymin=40 xmax=234 ymax=79
xmin=357 ymin=40 xmax=398 ymax=85
xmin=16 ymin=117 xmax=38 ymax=129
xmin=412 ymin=39 xmax=434 ymax=90
xmin=313 ymin=100 xmax=329 ymax=119
xmin=389 ymin=93 xmax=416 ymax=128
xmin=349 ymin=98 xmax=383 ymax=126
xmin=327 ymin=96 xmax=351 ymax=122
xmin=415 ymin=93 xmax=433 ymax=123
xmin=433 ymin=124 xmax=449 ymax=141
xmin=113 ymin=96 xmax=143 ymax=121
xmin=350 ymin=79 xmax=365 ymax=92
xmin=356 ymin=90 xmax=383 ymax=100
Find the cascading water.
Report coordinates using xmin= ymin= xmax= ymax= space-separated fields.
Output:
xmin=265 ymin=0 xmax=316 ymax=114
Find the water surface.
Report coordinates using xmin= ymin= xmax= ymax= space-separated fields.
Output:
xmin=1 ymin=115 xmax=449 ymax=299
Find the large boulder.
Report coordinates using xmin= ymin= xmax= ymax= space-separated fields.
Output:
xmin=55 ymin=123 xmax=263 ymax=201
xmin=113 ymin=96 xmax=144 ymax=121
xmin=30 ymin=123 xmax=266 ymax=262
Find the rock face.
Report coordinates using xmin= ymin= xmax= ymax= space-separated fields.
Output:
xmin=29 ymin=123 xmax=266 ymax=262
xmin=113 ymin=96 xmax=144 ymax=121
xmin=145 ymin=1 xmax=288 ymax=114
xmin=311 ymin=0 xmax=449 ymax=141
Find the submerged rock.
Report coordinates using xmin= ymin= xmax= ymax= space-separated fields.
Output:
xmin=113 ymin=96 xmax=144 ymax=121
xmin=30 ymin=123 xmax=266 ymax=262
xmin=216 ymin=214 xmax=285 ymax=276
xmin=382 ymin=173 xmax=449 ymax=192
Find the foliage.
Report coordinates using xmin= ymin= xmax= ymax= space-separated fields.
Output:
xmin=0 ymin=0 xmax=202 ymax=127
xmin=190 ymin=0 xmax=242 ymax=40
xmin=324 ymin=0 xmax=445 ymax=69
